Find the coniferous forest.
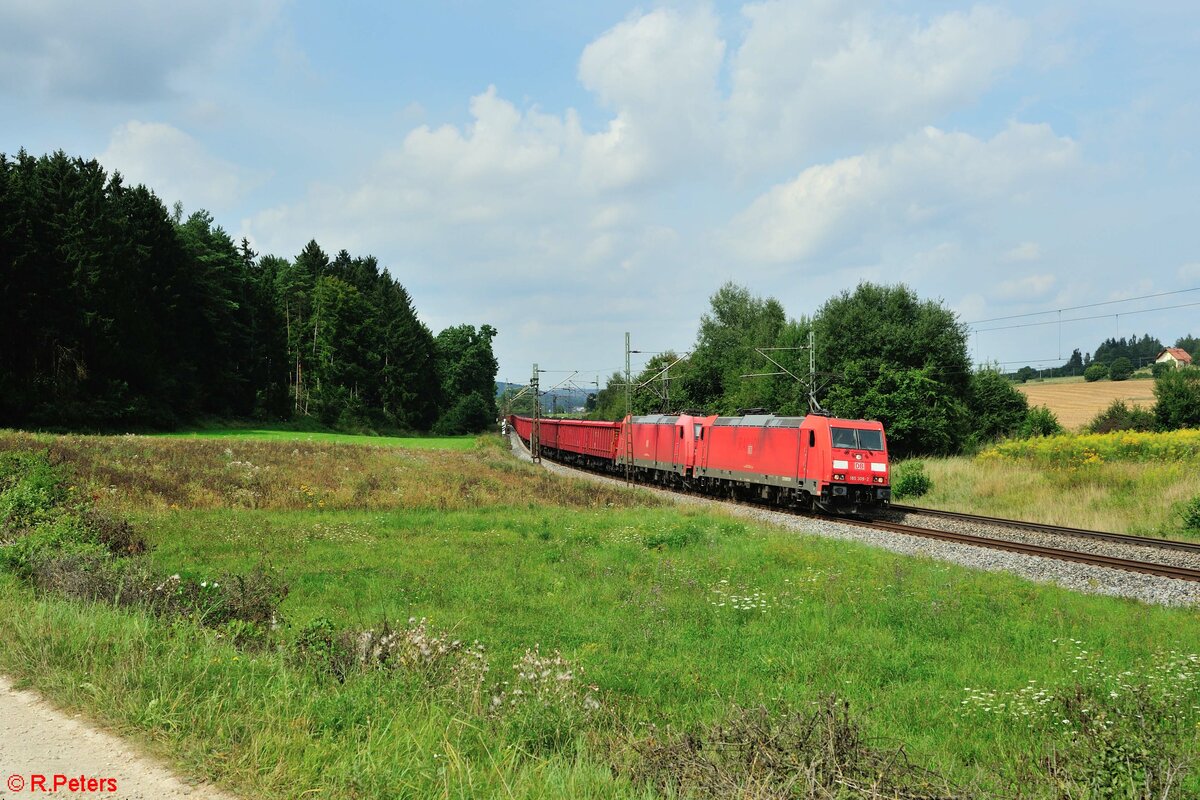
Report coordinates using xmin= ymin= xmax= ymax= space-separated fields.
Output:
xmin=0 ymin=149 xmax=498 ymax=433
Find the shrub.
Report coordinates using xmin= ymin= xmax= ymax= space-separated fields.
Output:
xmin=967 ymin=369 xmax=1029 ymax=442
xmin=1154 ymin=368 xmax=1200 ymax=430
xmin=0 ymin=452 xmax=67 ymax=534
xmin=618 ymin=699 xmax=973 ymax=799
xmin=28 ymin=551 xmax=287 ymax=632
xmin=892 ymin=461 xmax=931 ymax=499
xmin=1109 ymin=356 xmax=1134 ymax=381
xmin=1183 ymin=497 xmax=1200 ymax=532
xmin=1086 ymin=400 xmax=1157 ymax=434
xmin=292 ymin=617 xmax=357 ymax=680
xmin=1084 ymin=364 xmax=1109 ymax=382
xmin=1152 ymin=362 xmax=1171 ymax=379
xmin=490 ymin=645 xmax=599 ymax=754
xmin=1019 ymin=405 xmax=1063 ymax=438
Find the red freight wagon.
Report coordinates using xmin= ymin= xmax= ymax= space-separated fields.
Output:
xmin=508 ymin=415 xmax=621 ymax=467
xmin=544 ymin=418 xmax=621 ymax=461
xmin=510 ymin=414 xmax=534 ymax=442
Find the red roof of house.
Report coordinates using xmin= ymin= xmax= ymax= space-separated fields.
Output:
xmin=1159 ymin=347 xmax=1194 ymax=363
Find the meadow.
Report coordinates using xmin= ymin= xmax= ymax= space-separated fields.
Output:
xmin=1 ymin=430 xmax=1198 ymax=798
xmin=157 ymin=426 xmax=477 ymax=450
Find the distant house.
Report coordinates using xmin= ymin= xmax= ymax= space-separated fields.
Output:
xmin=1156 ymin=347 xmax=1194 ymax=369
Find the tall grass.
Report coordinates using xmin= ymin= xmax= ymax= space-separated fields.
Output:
xmin=0 ymin=431 xmax=651 ymax=513
xmin=904 ymin=429 xmax=1200 ymax=538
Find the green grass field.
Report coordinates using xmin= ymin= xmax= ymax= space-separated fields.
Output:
xmin=1 ymin=429 xmax=1198 ymax=798
xmin=157 ymin=426 xmax=476 ymax=449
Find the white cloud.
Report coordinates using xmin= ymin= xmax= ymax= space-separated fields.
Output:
xmin=242 ymin=83 xmax=677 ymax=284
xmin=727 ymin=2 xmax=1028 ymax=165
xmin=578 ymin=7 xmax=725 ymax=187
xmin=1180 ymin=262 xmax=1200 ymax=281
xmin=1004 ymin=242 xmax=1042 ymax=261
xmin=995 ymin=273 xmax=1056 ymax=300
xmin=723 ymin=122 xmax=1078 ymax=264
xmin=235 ymin=3 xmax=1073 ymax=376
xmin=99 ymin=121 xmax=259 ymax=212
xmin=0 ymin=0 xmax=281 ymax=101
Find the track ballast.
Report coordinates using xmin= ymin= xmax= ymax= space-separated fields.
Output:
xmin=890 ymin=504 xmax=1200 ymax=555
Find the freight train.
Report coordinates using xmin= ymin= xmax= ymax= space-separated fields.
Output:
xmin=508 ymin=412 xmax=890 ymax=513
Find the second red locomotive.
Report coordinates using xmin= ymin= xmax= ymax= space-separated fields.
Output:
xmin=509 ymin=412 xmax=890 ymax=513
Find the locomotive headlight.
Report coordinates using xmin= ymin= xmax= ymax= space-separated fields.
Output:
xmin=833 ymin=473 xmax=845 ymax=481
xmin=873 ymin=476 xmax=885 ymax=483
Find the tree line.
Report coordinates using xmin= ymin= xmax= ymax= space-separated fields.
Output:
xmin=0 ymin=149 xmax=497 ymax=433
xmin=1010 ymin=332 xmax=1196 ymax=382
xmin=586 ymin=282 xmax=1055 ymax=458
xmin=580 ymin=283 xmax=1200 ymax=456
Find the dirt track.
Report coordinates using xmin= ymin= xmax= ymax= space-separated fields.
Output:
xmin=0 ymin=675 xmax=237 ymax=799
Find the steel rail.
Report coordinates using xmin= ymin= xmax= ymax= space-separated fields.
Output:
xmin=890 ymin=504 xmax=1200 ymax=554
xmin=835 ymin=516 xmax=1200 ymax=583
xmin=510 ymin=434 xmax=1200 ymax=583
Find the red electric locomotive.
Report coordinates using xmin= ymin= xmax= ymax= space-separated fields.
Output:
xmin=508 ymin=411 xmax=890 ymax=514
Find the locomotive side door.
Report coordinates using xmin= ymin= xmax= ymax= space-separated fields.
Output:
xmin=798 ymin=420 xmax=815 ymax=488
xmin=673 ymin=422 xmax=683 ymax=475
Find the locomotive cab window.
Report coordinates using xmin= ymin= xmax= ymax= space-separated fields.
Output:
xmin=808 ymin=430 xmax=815 ymax=447
xmin=831 ymin=426 xmax=884 ymax=451
xmin=831 ymin=427 xmax=858 ymax=449
xmin=694 ymin=424 xmax=702 ymax=439
xmin=856 ymin=429 xmax=884 ymax=451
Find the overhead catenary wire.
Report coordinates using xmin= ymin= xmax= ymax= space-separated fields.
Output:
xmin=965 ymin=287 xmax=1200 ymax=326
xmin=971 ymin=300 xmax=1200 ymax=334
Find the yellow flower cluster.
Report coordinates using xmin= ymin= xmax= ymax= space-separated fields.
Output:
xmin=979 ymin=429 xmax=1200 ymax=467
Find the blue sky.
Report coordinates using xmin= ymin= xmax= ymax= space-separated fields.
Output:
xmin=3 ymin=1 xmax=1198 ymax=386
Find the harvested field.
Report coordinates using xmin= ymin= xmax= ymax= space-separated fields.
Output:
xmin=1017 ymin=378 xmax=1156 ymax=429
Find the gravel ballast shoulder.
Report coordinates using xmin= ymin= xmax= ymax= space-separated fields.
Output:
xmin=506 ymin=433 xmax=1200 ymax=608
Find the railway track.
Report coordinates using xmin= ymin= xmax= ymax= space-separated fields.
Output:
xmin=891 ymin=504 xmax=1200 ymax=555
xmin=837 ymin=515 xmax=1200 ymax=583
xmin=513 ymin=435 xmax=1200 ymax=584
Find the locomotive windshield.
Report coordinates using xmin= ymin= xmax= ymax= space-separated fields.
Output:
xmin=831 ymin=427 xmax=885 ymax=451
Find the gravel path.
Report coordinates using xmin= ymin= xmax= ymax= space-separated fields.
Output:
xmin=0 ymin=676 xmax=238 ymax=799
xmin=508 ymin=433 xmax=1200 ymax=607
